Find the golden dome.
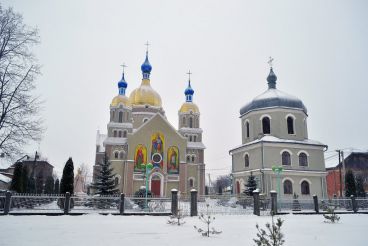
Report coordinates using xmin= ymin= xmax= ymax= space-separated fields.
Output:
xmin=111 ymin=95 xmax=131 ymax=107
xmin=179 ymin=102 xmax=200 ymax=113
xmin=129 ymin=79 xmax=162 ymax=107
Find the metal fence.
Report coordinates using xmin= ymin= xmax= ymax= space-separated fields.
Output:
xmin=70 ymin=195 xmax=120 ymax=214
xmin=10 ymin=194 xmax=65 ymax=214
xmin=124 ymin=196 xmax=171 ymax=214
xmin=279 ymin=198 xmax=315 ymax=212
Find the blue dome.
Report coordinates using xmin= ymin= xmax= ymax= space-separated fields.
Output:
xmin=185 ymin=81 xmax=194 ymax=95
xmin=239 ymin=68 xmax=307 ymax=116
xmin=118 ymin=73 xmax=128 ymax=88
xmin=141 ymin=52 xmax=152 ymax=74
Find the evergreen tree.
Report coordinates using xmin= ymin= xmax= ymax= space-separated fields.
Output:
xmin=10 ymin=162 xmax=23 ymax=193
xmin=244 ymin=172 xmax=257 ymax=196
xmin=60 ymin=158 xmax=74 ymax=194
xmin=27 ymin=176 xmax=36 ymax=193
xmin=54 ymin=178 xmax=60 ymax=194
xmin=345 ymin=169 xmax=356 ymax=197
xmin=35 ymin=172 xmax=44 ymax=194
xmin=21 ymin=165 xmax=29 ymax=193
xmin=44 ymin=176 xmax=54 ymax=194
xmin=91 ymin=154 xmax=118 ymax=195
xmin=356 ymin=175 xmax=366 ymax=197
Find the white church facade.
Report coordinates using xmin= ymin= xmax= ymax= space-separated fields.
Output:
xmin=229 ymin=65 xmax=328 ymax=198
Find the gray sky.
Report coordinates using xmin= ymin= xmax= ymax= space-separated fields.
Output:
xmin=2 ymin=0 xmax=368 ymax=177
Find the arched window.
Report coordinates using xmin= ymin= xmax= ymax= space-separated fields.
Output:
xmin=283 ymin=180 xmax=293 ymax=195
xmin=244 ymin=154 xmax=249 ymax=167
xmin=193 ymin=135 xmax=197 ymax=142
xmin=287 ymin=116 xmax=294 ymax=134
xmin=299 ymin=153 xmax=308 ymax=166
xmin=118 ymin=131 xmax=122 ymax=138
xmin=123 ymin=130 xmax=127 ymax=138
xmin=301 ymin=181 xmax=310 ymax=195
xmin=262 ymin=117 xmax=270 ymax=134
xmin=113 ymin=130 xmax=117 ymax=137
xmin=114 ymin=176 xmax=119 ymax=186
xmin=192 ymin=155 xmax=195 ymax=163
xmin=282 ymin=151 xmax=291 ymax=166
xmin=189 ymin=117 xmax=193 ymax=128
xmin=118 ymin=112 xmax=123 ymax=123
xmin=186 ymin=155 xmax=191 ymax=163
xmin=189 ymin=136 xmax=192 ymax=142
xmin=189 ymin=178 xmax=194 ymax=188
xmin=182 ymin=117 xmax=186 ymax=125
xmin=246 ymin=121 xmax=250 ymax=138
xmin=114 ymin=151 xmax=119 ymax=159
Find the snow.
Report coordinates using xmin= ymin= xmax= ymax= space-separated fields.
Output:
xmin=187 ymin=142 xmax=206 ymax=149
xmin=0 ymin=173 xmax=11 ymax=183
xmin=0 ymin=214 xmax=367 ymax=245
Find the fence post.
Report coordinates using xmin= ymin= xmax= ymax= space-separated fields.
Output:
xmin=253 ymin=190 xmax=260 ymax=216
xmin=270 ymin=190 xmax=277 ymax=215
xmin=313 ymin=195 xmax=319 ymax=213
xmin=351 ymin=195 xmax=358 ymax=213
xmin=4 ymin=191 xmax=12 ymax=215
xmin=171 ymin=189 xmax=178 ymax=216
xmin=64 ymin=192 xmax=71 ymax=214
xmin=190 ymin=189 xmax=198 ymax=217
xmin=120 ymin=193 xmax=125 ymax=215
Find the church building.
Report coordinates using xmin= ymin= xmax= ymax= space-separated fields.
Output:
xmin=94 ymin=50 xmax=205 ymax=197
xmin=229 ymin=63 xmax=328 ymax=198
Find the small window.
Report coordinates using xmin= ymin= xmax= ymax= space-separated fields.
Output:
xmin=192 ymin=156 xmax=195 ymax=162
xmin=118 ymin=112 xmax=123 ymax=123
xmin=262 ymin=117 xmax=270 ymax=134
xmin=187 ymin=156 xmax=191 ymax=163
xmin=283 ymin=180 xmax=293 ymax=195
xmin=244 ymin=154 xmax=249 ymax=167
xmin=189 ymin=179 xmax=194 ymax=188
xmin=189 ymin=136 xmax=192 ymax=142
xmin=301 ymin=181 xmax=310 ymax=195
xmin=246 ymin=121 xmax=250 ymax=138
xmin=299 ymin=153 xmax=308 ymax=166
xmin=282 ymin=151 xmax=291 ymax=166
xmin=118 ymin=131 xmax=122 ymax=138
xmin=115 ymin=177 xmax=119 ymax=186
xmin=123 ymin=131 xmax=127 ymax=138
xmin=193 ymin=135 xmax=197 ymax=142
xmin=113 ymin=130 xmax=117 ymax=137
xmin=189 ymin=117 xmax=193 ymax=128
xmin=114 ymin=152 xmax=119 ymax=159
xmin=287 ymin=117 xmax=294 ymax=134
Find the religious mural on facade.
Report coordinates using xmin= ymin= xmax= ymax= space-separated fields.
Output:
xmin=167 ymin=146 xmax=179 ymax=174
xmin=151 ymin=132 xmax=164 ymax=169
xmin=134 ymin=144 xmax=147 ymax=171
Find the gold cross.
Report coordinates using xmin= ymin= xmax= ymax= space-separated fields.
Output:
xmin=186 ymin=70 xmax=192 ymax=81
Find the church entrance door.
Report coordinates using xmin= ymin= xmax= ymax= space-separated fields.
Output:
xmin=151 ymin=176 xmax=161 ymax=196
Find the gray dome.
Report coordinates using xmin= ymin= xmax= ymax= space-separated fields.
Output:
xmin=240 ymin=68 xmax=308 ymax=116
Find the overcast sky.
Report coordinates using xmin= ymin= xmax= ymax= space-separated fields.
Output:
xmin=1 ymin=0 xmax=367 ymax=177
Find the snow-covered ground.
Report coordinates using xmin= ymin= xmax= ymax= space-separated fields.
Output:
xmin=0 ymin=214 xmax=366 ymax=246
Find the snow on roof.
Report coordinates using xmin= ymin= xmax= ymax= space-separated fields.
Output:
xmin=0 ymin=173 xmax=11 ymax=183
xmin=187 ymin=142 xmax=206 ymax=149
xmin=179 ymin=127 xmax=203 ymax=134
xmin=230 ymin=135 xmax=326 ymax=153
xmin=103 ymin=137 xmax=127 ymax=146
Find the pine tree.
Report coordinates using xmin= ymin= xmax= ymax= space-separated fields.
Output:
xmin=345 ymin=169 xmax=356 ymax=197
xmin=10 ymin=162 xmax=23 ymax=193
xmin=356 ymin=175 xmax=366 ymax=197
xmin=44 ymin=176 xmax=54 ymax=194
xmin=60 ymin=158 xmax=74 ymax=194
xmin=91 ymin=154 xmax=118 ymax=195
xmin=244 ymin=172 xmax=257 ymax=196
xmin=54 ymin=178 xmax=60 ymax=194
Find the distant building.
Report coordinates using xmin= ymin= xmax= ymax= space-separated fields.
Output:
xmin=326 ymin=152 xmax=368 ymax=198
xmin=0 ymin=173 xmax=11 ymax=190
xmin=230 ymin=65 xmax=328 ymax=198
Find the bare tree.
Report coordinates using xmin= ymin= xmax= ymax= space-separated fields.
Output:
xmin=0 ymin=5 xmax=43 ymax=159
xmin=214 ymin=174 xmax=232 ymax=194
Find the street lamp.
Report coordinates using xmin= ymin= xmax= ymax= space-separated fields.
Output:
xmin=141 ymin=162 xmax=153 ymax=210
xmin=272 ymin=165 xmax=284 ymax=198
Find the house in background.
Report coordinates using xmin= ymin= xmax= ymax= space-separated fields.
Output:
xmin=326 ymin=152 xmax=368 ymax=198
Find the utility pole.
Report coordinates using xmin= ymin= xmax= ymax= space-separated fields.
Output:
xmin=336 ymin=150 xmax=342 ymax=197
xmin=341 ymin=151 xmax=346 ymax=197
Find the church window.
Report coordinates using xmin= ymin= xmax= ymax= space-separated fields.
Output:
xmin=189 ymin=178 xmax=194 ymax=188
xmin=113 ymin=130 xmax=117 ymax=137
xmin=189 ymin=117 xmax=193 ymax=128
xmin=118 ymin=112 xmax=123 ymax=123
xmin=287 ymin=116 xmax=295 ymax=134
xmin=186 ymin=155 xmax=191 ymax=163
xmin=182 ymin=117 xmax=186 ymax=125
xmin=118 ymin=131 xmax=122 ymax=138
xmin=283 ymin=180 xmax=293 ymax=195
xmin=114 ymin=151 xmax=119 ymax=159
xmin=193 ymin=135 xmax=197 ymax=142
xmin=301 ymin=181 xmax=310 ymax=195
xmin=282 ymin=151 xmax=291 ymax=166
xmin=192 ymin=155 xmax=195 ymax=163
xmin=246 ymin=121 xmax=250 ymax=138
xmin=244 ymin=154 xmax=249 ymax=167
xmin=189 ymin=136 xmax=192 ymax=142
xmin=299 ymin=153 xmax=308 ymax=166
xmin=262 ymin=117 xmax=270 ymax=134
xmin=123 ymin=130 xmax=127 ymax=138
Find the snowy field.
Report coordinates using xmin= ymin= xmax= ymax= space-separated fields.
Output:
xmin=0 ymin=214 xmax=367 ymax=246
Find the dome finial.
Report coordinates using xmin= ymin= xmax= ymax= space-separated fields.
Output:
xmin=118 ymin=63 xmax=128 ymax=95
xmin=185 ymin=70 xmax=194 ymax=102
xmin=267 ymin=57 xmax=277 ymax=89
xmin=141 ymin=41 xmax=152 ymax=79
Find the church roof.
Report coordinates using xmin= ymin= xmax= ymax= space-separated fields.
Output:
xmin=240 ymin=68 xmax=307 ymax=116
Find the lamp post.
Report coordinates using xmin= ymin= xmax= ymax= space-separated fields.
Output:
xmin=272 ymin=165 xmax=284 ymax=198
xmin=141 ymin=162 xmax=153 ymax=210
